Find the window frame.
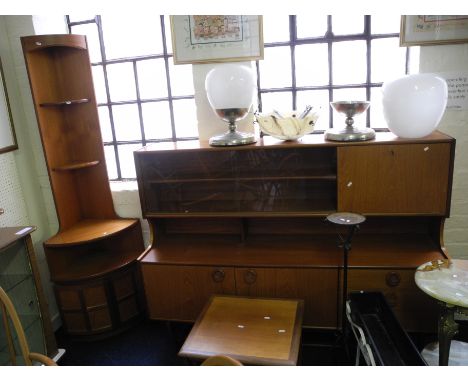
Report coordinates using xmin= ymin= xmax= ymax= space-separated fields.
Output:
xmin=67 ymin=15 xmax=410 ymax=181
xmin=256 ymin=15 xmax=408 ymax=131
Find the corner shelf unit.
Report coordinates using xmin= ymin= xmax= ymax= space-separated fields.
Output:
xmin=21 ymin=34 xmax=145 ymax=339
xmin=135 ymin=132 xmax=455 ymax=332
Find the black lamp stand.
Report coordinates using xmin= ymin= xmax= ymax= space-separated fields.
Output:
xmin=326 ymin=212 xmax=366 ymax=343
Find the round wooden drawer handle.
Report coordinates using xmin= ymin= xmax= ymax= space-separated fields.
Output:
xmin=243 ymin=269 xmax=257 ymax=285
xmin=211 ymin=269 xmax=225 ymax=283
xmin=386 ymin=272 xmax=401 ymax=287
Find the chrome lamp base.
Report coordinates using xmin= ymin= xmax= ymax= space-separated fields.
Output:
xmin=209 ymin=130 xmax=256 ymax=146
xmin=324 ymin=127 xmax=376 ymax=142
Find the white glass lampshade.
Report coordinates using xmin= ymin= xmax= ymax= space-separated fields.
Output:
xmin=382 ymin=73 xmax=448 ymax=138
xmin=205 ymin=64 xmax=256 ymax=110
xmin=204 ymin=64 xmax=256 ymax=146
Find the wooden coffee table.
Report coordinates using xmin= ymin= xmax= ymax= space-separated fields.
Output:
xmin=178 ymin=295 xmax=304 ymax=366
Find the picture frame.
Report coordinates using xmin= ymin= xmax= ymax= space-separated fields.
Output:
xmin=400 ymin=15 xmax=468 ymax=46
xmin=0 ymin=57 xmax=17 ymax=154
xmin=170 ymin=15 xmax=264 ymax=64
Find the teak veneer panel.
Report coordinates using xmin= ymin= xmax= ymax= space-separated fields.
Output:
xmin=142 ymin=265 xmax=236 ymax=321
xmin=178 ymin=296 xmax=303 ymax=365
xmin=338 ymin=143 xmax=452 ymax=215
xmin=140 ymin=233 xmax=441 ymax=268
xmin=22 ymin=34 xmax=116 ymax=231
xmin=45 ymin=219 xmax=139 ymax=247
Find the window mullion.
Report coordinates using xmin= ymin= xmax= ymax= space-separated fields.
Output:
xmin=95 ymin=15 xmax=122 ymax=180
xmin=160 ymin=15 xmax=177 ymax=141
xmin=290 ymin=15 xmax=297 ymax=111
xmin=133 ymin=60 xmax=146 ymax=146
xmin=327 ymin=15 xmax=334 ymax=129
xmin=365 ymin=15 xmax=371 ymax=127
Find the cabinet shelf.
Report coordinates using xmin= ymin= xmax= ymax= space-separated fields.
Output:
xmin=145 ymin=209 xmax=336 ymax=218
xmin=45 ymin=219 xmax=139 ymax=247
xmin=147 ymin=174 xmax=337 ymax=184
xmin=50 ymin=250 xmax=140 ymax=282
xmin=141 ymin=233 xmax=442 ymax=269
xmin=0 ymin=274 xmax=32 ymax=293
xmin=0 ymin=226 xmax=35 ymax=249
xmin=39 ymin=98 xmax=89 ymax=107
xmin=52 ymin=160 xmax=100 ymax=172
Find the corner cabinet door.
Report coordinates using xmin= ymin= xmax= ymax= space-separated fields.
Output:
xmin=141 ymin=264 xmax=236 ymax=321
xmin=337 ymin=143 xmax=452 ymax=214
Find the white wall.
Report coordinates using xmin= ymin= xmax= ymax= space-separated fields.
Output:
xmin=0 ymin=15 xmax=65 ymax=328
xmin=420 ymin=44 xmax=468 ymax=259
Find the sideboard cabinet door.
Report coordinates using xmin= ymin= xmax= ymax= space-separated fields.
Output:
xmin=337 ymin=143 xmax=452 ymax=215
xmin=141 ymin=265 xmax=236 ymax=321
xmin=235 ymin=267 xmax=338 ymax=329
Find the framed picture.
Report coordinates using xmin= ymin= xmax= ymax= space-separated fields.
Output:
xmin=170 ymin=15 xmax=263 ymax=64
xmin=400 ymin=15 xmax=468 ymax=46
xmin=0 ymin=57 xmax=17 ymax=154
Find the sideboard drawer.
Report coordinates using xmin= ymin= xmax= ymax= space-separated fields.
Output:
xmin=348 ymin=268 xmax=439 ymax=332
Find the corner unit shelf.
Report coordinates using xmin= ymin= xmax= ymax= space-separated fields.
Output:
xmin=52 ymin=160 xmax=100 ymax=172
xmin=22 ymin=34 xmax=145 ymax=339
xmin=39 ymin=98 xmax=90 ymax=107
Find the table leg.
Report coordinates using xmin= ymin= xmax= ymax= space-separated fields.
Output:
xmin=438 ymin=304 xmax=458 ymax=366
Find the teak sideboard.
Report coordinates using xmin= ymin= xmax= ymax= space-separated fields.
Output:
xmin=134 ymin=131 xmax=455 ymax=332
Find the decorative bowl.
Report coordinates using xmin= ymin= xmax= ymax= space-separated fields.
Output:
xmin=256 ymin=111 xmax=319 ymax=140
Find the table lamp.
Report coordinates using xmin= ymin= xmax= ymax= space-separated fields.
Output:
xmin=205 ymin=64 xmax=256 ymax=146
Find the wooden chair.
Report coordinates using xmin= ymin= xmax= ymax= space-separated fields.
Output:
xmin=201 ymin=355 xmax=243 ymax=366
xmin=0 ymin=286 xmax=57 ymax=366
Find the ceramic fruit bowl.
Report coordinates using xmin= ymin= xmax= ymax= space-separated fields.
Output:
xmin=256 ymin=111 xmax=319 ymax=140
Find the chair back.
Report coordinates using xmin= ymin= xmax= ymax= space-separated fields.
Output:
xmin=0 ymin=286 xmax=57 ymax=366
xmin=201 ymin=355 xmax=243 ymax=366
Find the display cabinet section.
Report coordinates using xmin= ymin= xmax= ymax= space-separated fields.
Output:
xmin=0 ymin=227 xmax=57 ymax=361
xmin=144 ymin=177 xmax=336 ymax=214
xmin=135 ymin=146 xmax=337 ymax=215
xmin=0 ymin=241 xmax=33 ymax=293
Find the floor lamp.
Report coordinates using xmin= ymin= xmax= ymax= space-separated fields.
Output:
xmin=326 ymin=212 xmax=366 ymax=343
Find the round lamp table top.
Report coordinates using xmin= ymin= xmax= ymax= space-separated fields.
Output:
xmin=415 ymin=259 xmax=468 ymax=308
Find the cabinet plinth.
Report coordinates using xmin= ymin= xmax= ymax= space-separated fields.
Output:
xmin=135 ymin=131 xmax=455 ymax=332
xmin=22 ymin=34 xmax=145 ymax=339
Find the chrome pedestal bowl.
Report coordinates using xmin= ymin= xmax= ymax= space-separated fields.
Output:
xmin=325 ymin=101 xmax=375 ymax=142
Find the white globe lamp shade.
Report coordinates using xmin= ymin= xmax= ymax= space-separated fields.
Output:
xmin=204 ymin=64 xmax=257 ymax=146
xmin=382 ymin=73 xmax=448 ymax=138
xmin=205 ymin=64 xmax=256 ymax=110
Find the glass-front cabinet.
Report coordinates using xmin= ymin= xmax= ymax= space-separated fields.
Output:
xmin=0 ymin=227 xmax=57 ymax=365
